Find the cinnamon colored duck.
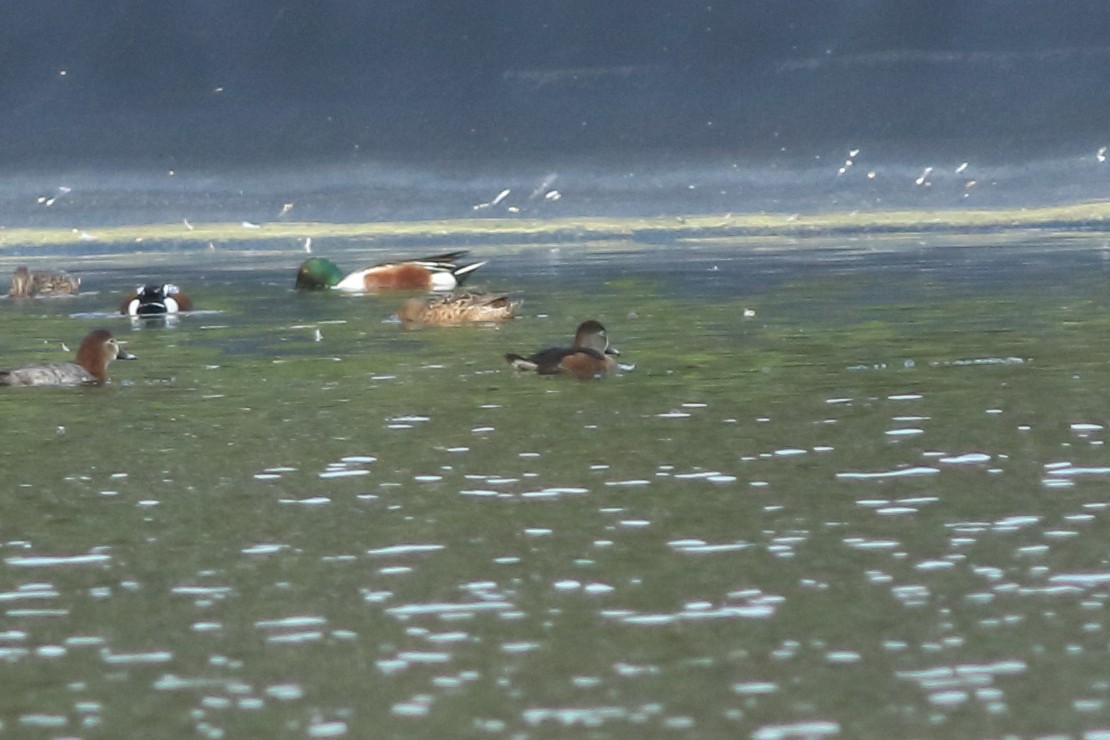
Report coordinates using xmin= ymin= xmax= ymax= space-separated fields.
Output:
xmin=0 ymin=329 xmax=136 ymax=386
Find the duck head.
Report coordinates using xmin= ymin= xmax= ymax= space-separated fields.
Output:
xmin=574 ymin=320 xmax=619 ymax=356
xmin=76 ymin=329 xmax=137 ymax=380
xmin=296 ymin=258 xmax=344 ymax=290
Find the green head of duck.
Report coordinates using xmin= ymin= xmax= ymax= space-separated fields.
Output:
xmin=295 ymin=258 xmax=344 ymax=290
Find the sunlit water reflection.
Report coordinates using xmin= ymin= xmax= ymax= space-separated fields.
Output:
xmin=3 ymin=232 xmax=1110 ymax=737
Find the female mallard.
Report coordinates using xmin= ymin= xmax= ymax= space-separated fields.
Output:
xmin=8 ymin=266 xmax=81 ymax=297
xmin=398 ymin=292 xmax=518 ymax=326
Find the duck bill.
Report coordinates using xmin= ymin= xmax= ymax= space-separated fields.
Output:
xmin=605 ymin=346 xmax=620 ymax=356
xmin=116 ymin=348 xmax=138 ymax=360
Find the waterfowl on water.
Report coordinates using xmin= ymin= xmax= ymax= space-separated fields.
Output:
xmin=120 ymin=284 xmax=193 ymax=316
xmin=505 ymin=320 xmax=620 ymax=380
xmin=0 ymin=329 xmax=136 ymax=386
xmin=8 ymin=266 xmax=81 ymax=297
xmin=295 ymin=251 xmax=487 ymax=292
xmin=398 ymin=292 xmax=519 ymax=326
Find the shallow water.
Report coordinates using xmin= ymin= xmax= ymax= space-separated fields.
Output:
xmin=3 ymin=231 xmax=1110 ymax=737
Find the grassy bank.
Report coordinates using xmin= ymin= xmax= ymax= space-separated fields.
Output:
xmin=2 ymin=199 xmax=1109 ymax=249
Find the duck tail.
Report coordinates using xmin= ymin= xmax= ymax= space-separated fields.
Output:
xmin=451 ymin=260 xmax=488 ymax=286
xmin=418 ymin=250 xmax=469 ymax=264
xmin=0 ymin=371 xmax=12 ymax=386
xmin=505 ymin=353 xmax=538 ymax=372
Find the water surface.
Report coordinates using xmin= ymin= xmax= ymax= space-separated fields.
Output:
xmin=2 ymin=230 xmax=1110 ymax=737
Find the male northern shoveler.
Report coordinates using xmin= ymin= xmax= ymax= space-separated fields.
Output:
xmin=8 ymin=266 xmax=81 ymax=297
xmin=295 ymin=251 xmax=487 ymax=292
xmin=505 ymin=320 xmax=620 ymax=380
xmin=0 ymin=329 xmax=136 ymax=386
xmin=398 ymin=292 xmax=519 ymax=326
xmin=120 ymin=284 xmax=193 ymax=316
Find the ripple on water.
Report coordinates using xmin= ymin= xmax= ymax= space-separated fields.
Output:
xmin=733 ymin=681 xmax=779 ymax=695
xmin=603 ymin=601 xmax=777 ymax=625
xmin=0 ymin=584 xmax=59 ymax=602
xmin=522 ymin=704 xmax=662 ymax=728
xmin=1044 ymin=464 xmax=1110 ymax=477
xmin=5 ymin=553 xmax=112 ymax=568
xmin=320 ymin=465 xmax=371 ymax=479
xmin=278 ymin=496 xmax=331 ymax=506
xmin=1048 ymin=572 xmax=1110 ymax=587
xmin=938 ymin=452 xmax=991 ymax=464
xmin=1070 ymin=423 xmax=1104 ymax=434
xmin=825 ymin=650 xmax=862 ymax=663
xmin=668 ymin=539 xmax=751 ymax=554
xmin=897 ymin=660 xmax=1025 ymax=713
xmin=752 ymin=720 xmax=840 ymax=739
xmin=387 ymin=415 xmax=430 ymax=430
xmin=172 ymin=585 xmax=234 ymax=600
xmin=842 ymin=537 xmax=901 ymax=551
xmin=521 ymin=487 xmax=589 ymax=498
xmin=673 ymin=470 xmax=738 ymax=483
xmin=915 ymin=559 xmax=957 ymax=571
xmin=241 ymin=544 xmax=288 ymax=556
xmin=385 ymin=601 xmax=515 ymax=618
xmin=265 ymin=683 xmax=304 ymax=701
xmin=836 ymin=467 xmax=940 ymax=480
xmin=992 ymin=515 xmax=1040 ymax=532
xmin=392 ymin=695 xmax=434 ymax=716
xmin=20 ymin=714 xmax=68 ymax=728
xmin=101 ymin=649 xmax=173 ymax=664
xmin=366 ymin=544 xmax=445 ymax=557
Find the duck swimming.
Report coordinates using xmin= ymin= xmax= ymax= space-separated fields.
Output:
xmin=0 ymin=329 xmax=136 ymax=386
xmin=398 ymin=292 xmax=519 ymax=326
xmin=120 ymin=284 xmax=193 ymax=316
xmin=295 ymin=252 xmax=487 ymax=292
xmin=505 ymin=320 xmax=620 ymax=380
xmin=8 ymin=266 xmax=81 ymax=297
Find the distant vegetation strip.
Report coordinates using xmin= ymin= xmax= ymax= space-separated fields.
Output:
xmin=2 ymin=201 xmax=1109 ymax=248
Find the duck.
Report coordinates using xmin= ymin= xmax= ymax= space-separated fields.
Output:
xmin=295 ymin=251 xmax=487 ymax=292
xmin=398 ymin=292 xmax=519 ymax=326
xmin=0 ymin=329 xmax=136 ymax=386
xmin=120 ymin=284 xmax=193 ymax=316
xmin=8 ymin=266 xmax=81 ymax=297
xmin=505 ymin=320 xmax=620 ymax=380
